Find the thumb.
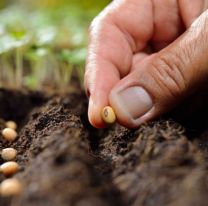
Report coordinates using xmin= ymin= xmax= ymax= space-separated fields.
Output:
xmin=109 ymin=11 xmax=208 ymax=128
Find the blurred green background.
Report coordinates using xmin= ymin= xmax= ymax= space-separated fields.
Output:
xmin=0 ymin=0 xmax=111 ymax=89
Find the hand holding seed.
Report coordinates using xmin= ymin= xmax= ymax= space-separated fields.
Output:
xmin=85 ymin=0 xmax=208 ymax=128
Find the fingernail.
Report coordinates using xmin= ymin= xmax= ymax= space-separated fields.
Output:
xmin=116 ymin=86 xmax=153 ymax=119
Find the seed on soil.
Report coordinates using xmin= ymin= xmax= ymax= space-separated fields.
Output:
xmin=1 ymin=128 xmax=18 ymax=141
xmin=5 ymin=121 xmax=17 ymax=130
xmin=1 ymin=148 xmax=17 ymax=161
xmin=0 ymin=178 xmax=23 ymax=196
xmin=101 ymin=106 xmax=116 ymax=124
xmin=0 ymin=161 xmax=19 ymax=176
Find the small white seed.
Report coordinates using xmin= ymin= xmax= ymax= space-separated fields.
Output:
xmin=0 ymin=161 xmax=19 ymax=176
xmin=1 ymin=148 xmax=17 ymax=161
xmin=0 ymin=178 xmax=23 ymax=196
xmin=5 ymin=121 xmax=17 ymax=130
xmin=2 ymin=128 xmax=18 ymax=142
xmin=101 ymin=106 xmax=116 ymax=124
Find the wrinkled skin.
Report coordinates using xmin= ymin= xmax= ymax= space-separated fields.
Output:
xmin=85 ymin=0 xmax=208 ymax=128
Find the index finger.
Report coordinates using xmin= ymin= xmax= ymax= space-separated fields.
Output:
xmin=85 ymin=0 xmax=153 ymax=128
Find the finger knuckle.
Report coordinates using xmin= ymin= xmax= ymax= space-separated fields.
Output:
xmin=190 ymin=11 xmax=208 ymax=50
xmin=150 ymin=53 xmax=188 ymax=98
xmin=88 ymin=9 xmax=112 ymax=36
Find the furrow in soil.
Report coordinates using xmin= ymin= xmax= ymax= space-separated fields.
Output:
xmin=0 ymin=89 xmax=208 ymax=206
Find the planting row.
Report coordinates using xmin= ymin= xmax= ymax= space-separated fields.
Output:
xmin=0 ymin=120 xmax=22 ymax=197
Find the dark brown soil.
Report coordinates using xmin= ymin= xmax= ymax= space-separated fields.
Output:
xmin=0 ymin=87 xmax=208 ymax=206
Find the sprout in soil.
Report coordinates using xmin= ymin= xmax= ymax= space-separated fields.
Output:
xmin=0 ymin=2 xmax=110 ymax=90
xmin=56 ymin=49 xmax=73 ymax=89
xmin=8 ymin=27 xmax=31 ymax=88
xmin=67 ymin=48 xmax=87 ymax=87
xmin=25 ymin=47 xmax=49 ymax=89
xmin=0 ymin=20 xmax=31 ymax=88
xmin=0 ymin=36 xmax=16 ymax=87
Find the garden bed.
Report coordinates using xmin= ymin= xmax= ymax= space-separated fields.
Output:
xmin=0 ymin=83 xmax=208 ymax=206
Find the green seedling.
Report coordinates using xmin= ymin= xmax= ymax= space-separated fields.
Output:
xmin=56 ymin=49 xmax=73 ymax=89
xmin=68 ymin=48 xmax=86 ymax=86
xmin=0 ymin=1 xmax=110 ymax=90
xmin=8 ymin=26 xmax=31 ymax=87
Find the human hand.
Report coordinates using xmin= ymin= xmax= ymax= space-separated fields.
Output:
xmin=84 ymin=0 xmax=208 ymax=128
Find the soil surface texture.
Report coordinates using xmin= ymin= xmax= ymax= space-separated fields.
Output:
xmin=0 ymin=87 xmax=208 ymax=206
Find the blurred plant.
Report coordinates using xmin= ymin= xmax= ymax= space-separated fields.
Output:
xmin=8 ymin=26 xmax=31 ymax=87
xmin=0 ymin=1 xmax=109 ymax=90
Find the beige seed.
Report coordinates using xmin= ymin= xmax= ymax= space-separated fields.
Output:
xmin=2 ymin=128 xmax=18 ymax=141
xmin=0 ymin=178 xmax=23 ymax=196
xmin=1 ymin=148 xmax=17 ymax=161
xmin=0 ymin=161 xmax=19 ymax=176
xmin=5 ymin=121 xmax=17 ymax=130
xmin=101 ymin=106 xmax=116 ymax=124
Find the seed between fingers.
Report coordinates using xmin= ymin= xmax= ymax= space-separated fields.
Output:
xmin=101 ymin=106 xmax=116 ymax=124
